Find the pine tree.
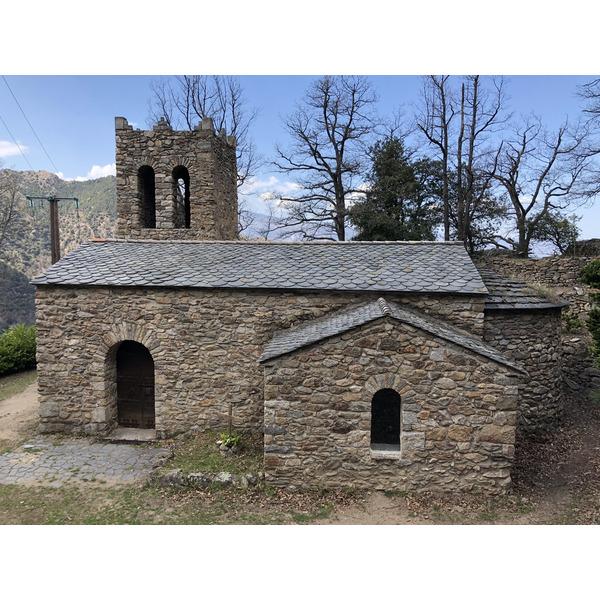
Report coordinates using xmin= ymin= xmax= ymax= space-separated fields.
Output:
xmin=349 ymin=137 xmax=443 ymax=241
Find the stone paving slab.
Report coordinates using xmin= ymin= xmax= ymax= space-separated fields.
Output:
xmin=0 ymin=436 xmax=172 ymax=487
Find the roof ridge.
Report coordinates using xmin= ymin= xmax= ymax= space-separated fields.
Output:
xmin=260 ymin=297 xmax=526 ymax=373
xmin=377 ymin=297 xmax=392 ymax=316
xmin=97 ymin=238 xmax=467 ymax=246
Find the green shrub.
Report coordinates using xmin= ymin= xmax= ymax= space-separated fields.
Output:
xmin=562 ymin=312 xmax=582 ymax=331
xmin=581 ymin=260 xmax=600 ymax=368
xmin=580 ymin=259 xmax=600 ymax=290
xmin=0 ymin=324 xmax=36 ymax=376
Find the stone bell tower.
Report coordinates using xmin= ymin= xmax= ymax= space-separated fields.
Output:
xmin=114 ymin=116 xmax=238 ymax=241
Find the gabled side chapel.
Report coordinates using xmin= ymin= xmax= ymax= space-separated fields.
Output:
xmin=32 ymin=117 xmax=567 ymax=493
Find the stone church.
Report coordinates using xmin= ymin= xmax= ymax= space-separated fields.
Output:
xmin=32 ymin=117 xmax=567 ymax=493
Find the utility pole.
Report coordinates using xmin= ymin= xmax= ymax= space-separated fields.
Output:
xmin=26 ymin=195 xmax=79 ymax=264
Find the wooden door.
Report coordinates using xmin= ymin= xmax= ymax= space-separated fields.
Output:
xmin=116 ymin=341 xmax=155 ymax=428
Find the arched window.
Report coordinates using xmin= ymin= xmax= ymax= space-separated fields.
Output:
xmin=172 ymin=165 xmax=190 ymax=228
xmin=137 ymin=166 xmax=156 ymax=228
xmin=370 ymin=388 xmax=401 ymax=450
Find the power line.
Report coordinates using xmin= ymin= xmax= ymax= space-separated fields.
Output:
xmin=0 ymin=110 xmax=34 ymax=170
xmin=1 ymin=75 xmax=61 ymax=174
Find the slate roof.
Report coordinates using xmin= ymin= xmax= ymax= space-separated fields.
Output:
xmin=31 ymin=239 xmax=489 ymax=294
xmin=479 ymin=268 xmax=569 ymax=310
xmin=259 ymin=297 xmax=525 ymax=373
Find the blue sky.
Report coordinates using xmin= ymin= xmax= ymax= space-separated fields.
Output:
xmin=1 ymin=74 xmax=599 ymax=244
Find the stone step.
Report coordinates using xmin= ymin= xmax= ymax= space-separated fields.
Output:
xmin=102 ymin=427 xmax=157 ymax=444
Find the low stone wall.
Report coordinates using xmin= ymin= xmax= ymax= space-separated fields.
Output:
xmin=153 ymin=468 xmax=262 ymax=489
xmin=35 ymin=286 xmax=485 ymax=438
xmin=477 ymin=255 xmax=596 ymax=321
xmin=263 ymin=319 xmax=521 ymax=494
xmin=477 ymin=255 xmax=600 ymax=399
xmin=562 ymin=334 xmax=600 ymax=395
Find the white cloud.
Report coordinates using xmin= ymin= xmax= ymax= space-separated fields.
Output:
xmin=240 ymin=174 xmax=302 ymax=197
xmin=345 ymin=183 xmax=369 ymax=208
xmin=0 ymin=140 xmax=28 ymax=158
xmin=57 ymin=163 xmax=116 ymax=182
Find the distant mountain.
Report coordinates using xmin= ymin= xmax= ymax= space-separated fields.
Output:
xmin=0 ymin=170 xmax=117 ymax=331
xmin=1 ymin=170 xmax=116 ymax=278
xmin=240 ymin=210 xmax=304 ymax=241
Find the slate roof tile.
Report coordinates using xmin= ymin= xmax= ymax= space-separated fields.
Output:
xmin=31 ymin=239 xmax=489 ymax=295
xmin=479 ymin=268 xmax=569 ymax=310
xmin=259 ymin=297 xmax=525 ymax=373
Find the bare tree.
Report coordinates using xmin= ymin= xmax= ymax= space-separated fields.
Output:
xmin=0 ymin=166 xmax=22 ymax=251
xmin=237 ymin=195 xmax=255 ymax=235
xmin=577 ymin=78 xmax=600 ymax=192
xmin=416 ymin=75 xmax=510 ymax=246
xmin=579 ymin=78 xmax=600 ymax=122
xmin=256 ymin=195 xmax=280 ymax=240
xmin=147 ymin=75 xmax=260 ymax=188
xmin=454 ymin=76 xmax=509 ymax=243
xmin=416 ymin=75 xmax=455 ymax=240
xmin=491 ymin=114 xmax=591 ymax=257
xmin=272 ymin=75 xmax=379 ymax=241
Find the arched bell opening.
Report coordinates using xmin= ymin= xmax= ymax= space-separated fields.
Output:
xmin=172 ymin=165 xmax=191 ymax=229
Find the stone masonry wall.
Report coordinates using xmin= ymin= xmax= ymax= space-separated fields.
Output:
xmin=115 ymin=117 xmax=238 ymax=241
xmin=35 ymin=286 xmax=485 ymax=438
xmin=484 ymin=309 xmax=563 ymax=435
xmin=477 ymin=255 xmax=600 ymax=396
xmin=263 ymin=319 xmax=521 ymax=494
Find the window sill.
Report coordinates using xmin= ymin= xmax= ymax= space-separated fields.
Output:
xmin=370 ymin=444 xmax=402 ymax=460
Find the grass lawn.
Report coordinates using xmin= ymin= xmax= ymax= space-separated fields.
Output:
xmin=0 ymin=369 xmax=37 ymax=402
xmin=0 ymin=480 xmax=356 ymax=525
xmin=160 ymin=429 xmax=264 ymax=475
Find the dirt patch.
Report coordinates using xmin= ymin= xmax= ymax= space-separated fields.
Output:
xmin=0 ymin=381 xmax=39 ymax=451
xmin=510 ymin=392 xmax=600 ymax=524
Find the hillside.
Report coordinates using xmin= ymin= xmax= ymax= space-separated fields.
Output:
xmin=0 ymin=260 xmax=36 ymax=332
xmin=1 ymin=170 xmax=116 ymax=279
xmin=0 ymin=170 xmax=117 ymax=331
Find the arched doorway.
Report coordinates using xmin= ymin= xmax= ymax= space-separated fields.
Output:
xmin=370 ymin=388 xmax=401 ymax=450
xmin=116 ymin=340 xmax=155 ymax=429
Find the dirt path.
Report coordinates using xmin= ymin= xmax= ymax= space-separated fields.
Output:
xmin=0 ymin=382 xmax=39 ymax=450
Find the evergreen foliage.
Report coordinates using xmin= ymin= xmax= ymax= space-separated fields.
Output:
xmin=0 ymin=324 xmax=36 ymax=376
xmin=530 ymin=210 xmax=581 ymax=256
xmin=349 ymin=137 xmax=443 ymax=241
xmin=580 ymin=259 xmax=600 ymax=367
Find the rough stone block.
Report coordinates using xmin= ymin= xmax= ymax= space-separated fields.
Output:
xmin=478 ymin=425 xmax=515 ymax=444
xmin=448 ymin=425 xmax=473 ymax=442
xmin=39 ymin=402 xmax=60 ymax=418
